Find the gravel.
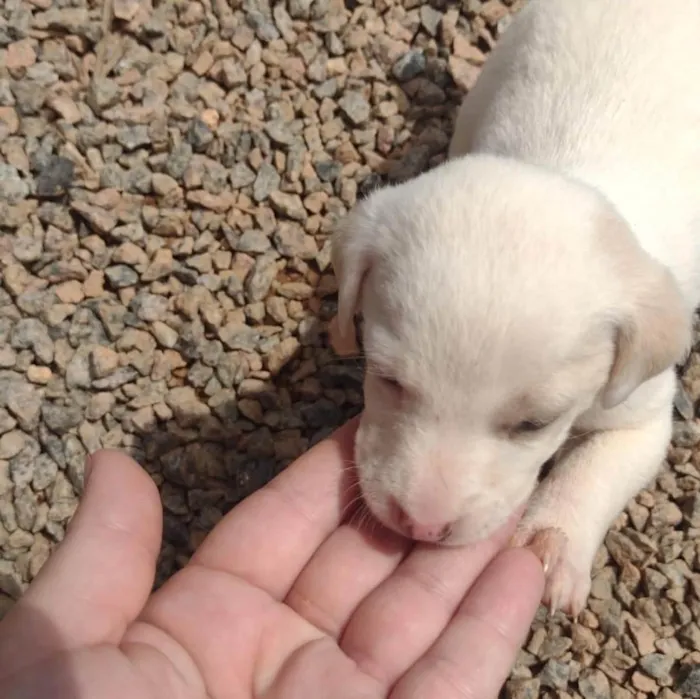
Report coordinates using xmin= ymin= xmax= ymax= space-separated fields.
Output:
xmin=2 ymin=0 xmax=700 ymax=696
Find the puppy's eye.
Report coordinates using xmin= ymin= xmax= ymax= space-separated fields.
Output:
xmin=381 ymin=376 xmax=404 ymax=392
xmin=513 ymin=419 xmax=550 ymax=434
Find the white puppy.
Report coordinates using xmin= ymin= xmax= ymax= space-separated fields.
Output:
xmin=330 ymin=0 xmax=700 ymax=616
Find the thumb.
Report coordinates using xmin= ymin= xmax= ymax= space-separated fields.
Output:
xmin=0 ymin=450 xmax=162 ymax=680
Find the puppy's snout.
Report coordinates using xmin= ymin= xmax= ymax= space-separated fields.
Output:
xmin=389 ymin=498 xmax=454 ymax=543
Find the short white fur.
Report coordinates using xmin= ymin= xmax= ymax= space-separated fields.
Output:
xmin=331 ymin=0 xmax=700 ymax=615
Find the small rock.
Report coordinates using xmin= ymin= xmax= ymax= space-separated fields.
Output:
xmin=266 ymin=337 xmax=300 ymax=374
xmin=142 ymin=249 xmax=174 ymax=281
xmin=230 ymin=163 xmax=257 ymax=189
xmin=237 ymin=230 xmax=271 ymax=253
xmin=578 ymin=669 xmax=611 ymax=699
xmin=392 ymin=50 xmax=427 ymax=81
xmin=87 ymin=78 xmax=121 ymax=114
xmin=165 ymin=386 xmax=210 ymax=428
xmin=672 ymin=420 xmax=700 ymax=448
xmin=89 ymin=346 xmax=119 ymax=379
xmin=42 ymin=401 xmax=83 ymax=435
xmin=187 ymin=118 xmax=214 ymax=152
xmin=86 ymin=392 xmax=115 ymax=421
xmin=678 ymin=665 xmax=700 ymax=698
xmin=639 ymin=653 xmax=674 ymax=683
xmin=35 ymin=156 xmax=74 ymax=198
xmin=10 ymin=319 xmax=53 ymax=364
xmin=540 ymin=659 xmax=569 ymax=690
xmin=420 ymin=5 xmax=442 ymax=36
xmin=503 ymin=678 xmax=540 ymax=699
xmin=0 ymin=164 xmax=29 ymax=204
xmin=113 ymin=0 xmax=140 ymax=20
xmin=46 ymin=94 xmax=82 ymax=124
xmin=269 ymin=191 xmax=306 ymax=221
xmin=253 ymin=163 xmax=281 ymax=202
xmin=338 ymin=91 xmax=371 ymax=126
xmin=0 ymin=432 xmax=29 ymax=460
xmin=627 ymin=616 xmax=657 ymax=655
xmin=105 ymin=265 xmax=139 ymax=289
xmin=116 ymin=125 xmax=151 ymax=151
xmin=7 ymin=384 xmax=42 ymax=432
xmin=0 ymin=560 xmax=24 ymax=599
xmin=6 ymin=39 xmax=36 ymax=71
xmin=448 ymin=56 xmax=481 ymax=92
xmin=245 ymin=253 xmax=279 ymax=303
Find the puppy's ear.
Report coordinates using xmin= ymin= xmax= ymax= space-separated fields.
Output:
xmin=600 ymin=219 xmax=691 ymax=409
xmin=329 ymin=207 xmax=374 ymax=357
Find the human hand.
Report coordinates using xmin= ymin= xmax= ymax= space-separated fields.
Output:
xmin=0 ymin=418 xmax=544 ymax=699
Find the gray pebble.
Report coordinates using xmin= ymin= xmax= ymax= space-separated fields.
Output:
xmin=14 ymin=486 xmax=38 ymax=530
xmin=237 ymin=230 xmax=271 ymax=253
xmin=253 ymin=162 xmax=281 ymax=202
xmin=230 ymin=162 xmax=257 ymax=189
xmin=31 ymin=454 xmax=59 ymax=492
xmin=116 ymin=125 xmax=151 ymax=151
xmin=578 ymin=669 xmax=611 ymax=699
xmin=639 ymin=653 xmax=674 ymax=682
xmin=6 ymin=383 xmax=42 ymax=432
xmin=0 ymin=560 xmax=24 ymax=599
xmin=91 ymin=367 xmax=139 ymax=390
xmin=245 ymin=253 xmax=279 ymax=302
xmin=0 ymin=409 xmax=16 ymax=435
xmin=672 ymin=420 xmax=700 ymax=447
xmin=420 ymin=6 xmax=442 ymax=36
xmin=165 ymin=142 xmax=193 ymax=180
xmin=105 ymin=265 xmax=139 ymax=289
xmin=87 ymin=78 xmax=121 ymax=114
xmin=338 ymin=91 xmax=371 ymax=126
xmin=35 ymin=156 xmax=74 ymax=198
xmin=0 ymin=164 xmax=30 ymax=204
xmin=392 ymin=50 xmax=427 ymax=81
xmin=540 ymin=659 xmax=570 ymax=690
xmin=677 ymin=665 xmax=700 ymax=698
xmin=246 ymin=10 xmax=280 ymax=42
xmin=265 ymin=120 xmax=297 ymax=146
xmin=42 ymin=401 xmax=84 ymax=435
xmin=187 ymin=118 xmax=214 ymax=152
xmin=10 ymin=319 xmax=54 ymax=365
xmin=130 ymin=293 xmax=169 ymax=322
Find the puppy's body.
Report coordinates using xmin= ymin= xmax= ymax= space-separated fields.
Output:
xmin=332 ymin=0 xmax=700 ymax=614
xmin=451 ymin=0 xmax=700 ymax=306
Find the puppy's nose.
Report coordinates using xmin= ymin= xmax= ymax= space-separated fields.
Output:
xmin=393 ymin=501 xmax=453 ymax=543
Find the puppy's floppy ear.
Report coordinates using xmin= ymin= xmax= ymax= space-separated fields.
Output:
xmin=600 ymin=216 xmax=692 ymax=409
xmin=329 ymin=206 xmax=375 ymax=357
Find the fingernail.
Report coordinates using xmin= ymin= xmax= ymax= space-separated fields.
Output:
xmin=523 ymin=543 xmax=547 ymax=571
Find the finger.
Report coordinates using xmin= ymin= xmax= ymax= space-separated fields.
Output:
xmin=392 ymin=547 xmax=544 ymax=699
xmin=284 ymin=514 xmax=409 ymax=638
xmin=191 ymin=417 xmax=361 ymax=600
xmin=0 ymin=450 xmax=162 ymax=681
xmin=340 ymin=511 xmax=521 ymax=688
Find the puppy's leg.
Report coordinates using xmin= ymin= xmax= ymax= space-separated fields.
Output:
xmin=511 ymin=406 xmax=672 ymax=617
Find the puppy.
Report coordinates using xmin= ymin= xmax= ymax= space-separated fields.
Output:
xmin=330 ymin=0 xmax=700 ymax=616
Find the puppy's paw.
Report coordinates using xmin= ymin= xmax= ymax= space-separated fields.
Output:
xmin=510 ymin=526 xmax=591 ymax=618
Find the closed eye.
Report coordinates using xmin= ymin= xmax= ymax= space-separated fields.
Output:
xmin=381 ymin=376 xmax=403 ymax=391
xmin=509 ymin=417 xmax=556 ymax=437
xmin=368 ymin=367 xmax=408 ymax=398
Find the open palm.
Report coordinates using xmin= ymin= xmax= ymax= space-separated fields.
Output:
xmin=0 ymin=419 xmax=543 ymax=699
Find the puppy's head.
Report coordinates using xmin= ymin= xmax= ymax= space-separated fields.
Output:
xmin=331 ymin=155 xmax=690 ymax=545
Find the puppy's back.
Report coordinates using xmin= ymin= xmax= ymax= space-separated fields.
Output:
xmin=450 ymin=0 xmax=700 ymax=304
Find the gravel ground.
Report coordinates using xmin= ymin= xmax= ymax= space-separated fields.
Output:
xmin=1 ymin=0 xmax=700 ymax=696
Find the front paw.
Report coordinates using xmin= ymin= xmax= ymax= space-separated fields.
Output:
xmin=510 ymin=526 xmax=592 ymax=618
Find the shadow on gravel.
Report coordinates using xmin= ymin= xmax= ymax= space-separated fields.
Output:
xmin=121 ymin=64 xmax=468 ymax=587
